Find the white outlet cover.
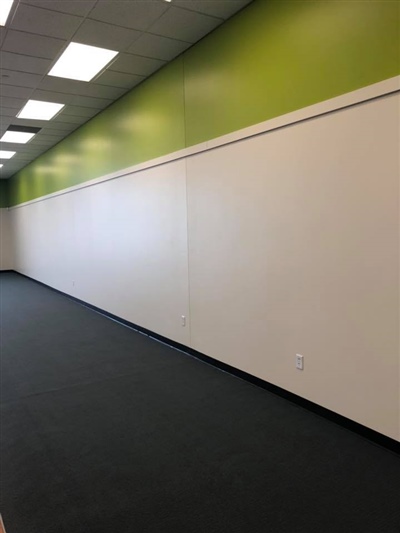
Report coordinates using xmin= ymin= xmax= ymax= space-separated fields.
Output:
xmin=296 ymin=354 xmax=304 ymax=370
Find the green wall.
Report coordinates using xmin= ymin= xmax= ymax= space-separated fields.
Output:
xmin=0 ymin=180 xmax=9 ymax=208
xmin=8 ymin=0 xmax=400 ymax=206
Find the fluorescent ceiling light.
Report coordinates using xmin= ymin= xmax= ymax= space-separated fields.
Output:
xmin=0 ymin=131 xmax=36 ymax=144
xmin=0 ymin=164 xmax=3 ymax=168
xmin=0 ymin=151 xmax=16 ymax=159
xmin=17 ymin=100 xmax=65 ymax=121
xmin=0 ymin=0 xmax=14 ymax=26
xmin=48 ymin=42 xmax=118 ymax=82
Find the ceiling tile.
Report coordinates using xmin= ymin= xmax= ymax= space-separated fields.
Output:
xmin=0 ymin=85 xmax=33 ymax=99
xmin=0 ymin=96 xmax=26 ymax=110
xmin=0 ymin=70 xmax=42 ymax=88
xmin=127 ymin=33 xmax=191 ymax=61
xmin=89 ymin=0 xmax=169 ymax=31
xmin=20 ymin=0 xmax=97 ymax=17
xmin=94 ymin=70 xmax=144 ymax=89
xmin=11 ymin=118 xmax=47 ymax=129
xmin=73 ymin=19 xmax=141 ymax=51
xmin=10 ymin=118 xmax=75 ymax=133
xmin=1 ymin=30 xmax=67 ymax=60
xmin=38 ymin=122 xmax=81 ymax=132
xmin=109 ymin=53 xmax=165 ymax=76
xmin=29 ymin=136 xmax=63 ymax=144
xmin=70 ymin=95 xmax=113 ymax=109
xmin=0 ymin=122 xmax=12 ymax=135
xmin=62 ymin=106 xmax=100 ymax=118
xmin=6 ymin=155 xmax=34 ymax=162
xmin=38 ymin=76 xmax=126 ymax=99
xmin=15 ymin=145 xmax=48 ymax=154
xmin=34 ymin=132 xmax=67 ymax=141
xmin=0 ymin=51 xmax=53 ymax=75
xmin=0 ymin=142 xmax=34 ymax=152
xmin=1 ymin=163 xmax=22 ymax=169
xmin=148 ymin=6 xmax=222 ymax=43
xmin=172 ymin=0 xmax=253 ymax=20
xmin=10 ymin=4 xmax=82 ymax=40
xmin=0 ymin=27 xmax=7 ymax=47
xmin=30 ymin=89 xmax=74 ymax=105
xmin=12 ymin=118 xmax=68 ymax=129
xmin=0 ymin=108 xmax=18 ymax=118
xmin=52 ymin=114 xmax=88 ymax=125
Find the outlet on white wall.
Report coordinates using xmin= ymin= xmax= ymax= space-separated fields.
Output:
xmin=296 ymin=354 xmax=304 ymax=371
xmin=181 ymin=315 xmax=186 ymax=327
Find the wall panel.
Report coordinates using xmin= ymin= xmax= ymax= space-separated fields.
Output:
xmin=12 ymin=160 xmax=190 ymax=346
xmin=186 ymin=94 xmax=400 ymax=440
xmin=0 ymin=209 xmax=13 ymax=270
xmin=10 ymin=94 xmax=400 ymax=441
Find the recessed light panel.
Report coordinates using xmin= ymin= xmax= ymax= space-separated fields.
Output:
xmin=1 ymin=131 xmax=36 ymax=144
xmin=48 ymin=42 xmax=119 ymax=82
xmin=0 ymin=151 xmax=16 ymax=159
xmin=0 ymin=164 xmax=3 ymax=168
xmin=1 ymin=125 xmax=41 ymax=144
xmin=0 ymin=0 xmax=14 ymax=26
xmin=17 ymin=100 xmax=65 ymax=121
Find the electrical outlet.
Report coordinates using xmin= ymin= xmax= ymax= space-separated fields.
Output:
xmin=181 ymin=315 xmax=186 ymax=327
xmin=296 ymin=354 xmax=304 ymax=370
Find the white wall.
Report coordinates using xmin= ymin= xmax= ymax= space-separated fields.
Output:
xmin=12 ymin=161 xmax=190 ymax=346
xmin=10 ymin=93 xmax=400 ymax=441
xmin=0 ymin=208 xmax=13 ymax=270
xmin=187 ymin=94 xmax=400 ymax=441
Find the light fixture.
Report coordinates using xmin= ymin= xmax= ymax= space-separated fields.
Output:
xmin=1 ymin=131 xmax=35 ymax=143
xmin=0 ymin=151 xmax=16 ymax=159
xmin=0 ymin=0 xmax=14 ymax=26
xmin=0 ymin=164 xmax=3 ymax=168
xmin=48 ymin=42 xmax=118 ymax=82
xmin=0 ymin=126 xmax=40 ymax=144
xmin=17 ymin=100 xmax=65 ymax=121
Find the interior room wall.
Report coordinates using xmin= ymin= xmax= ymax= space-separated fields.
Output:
xmin=5 ymin=0 xmax=400 ymax=441
xmin=12 ymin=160 xmax=190 ymax=346
xmin=186 ymin=93 xmax=400 ymax=441
xmin=10 ymin=93 xmax=400 ymax=441
xmin=0 ymin=209 xmax=13 ymax=271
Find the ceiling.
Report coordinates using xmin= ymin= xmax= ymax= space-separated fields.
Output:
xmin=0 ymin=0 xmax=252 ymax=180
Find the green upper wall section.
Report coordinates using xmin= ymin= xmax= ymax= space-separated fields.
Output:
xmin=184 ymin=0 xmax=400 ymax=146
xmin=8 ymin=0 xmax=400 ymax=206
xmin=9 ymin=59 xmax=185 ymax=206
xmin=0 ymin=180 xmax=9 ymax=208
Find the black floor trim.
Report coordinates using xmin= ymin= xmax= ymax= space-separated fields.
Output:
xmin=7 ymin=270 xmax=400 ymax=456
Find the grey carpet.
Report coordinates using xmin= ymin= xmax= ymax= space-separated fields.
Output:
xmin=1 ymin=272 xmax=399 ymax=533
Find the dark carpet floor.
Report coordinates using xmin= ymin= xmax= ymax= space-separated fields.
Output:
xmin=0 ymin=272 xmax=399 ymax=533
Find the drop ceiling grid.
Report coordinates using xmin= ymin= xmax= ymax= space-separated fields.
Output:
xmin=1 ymin=0 xmax=252 ymax=179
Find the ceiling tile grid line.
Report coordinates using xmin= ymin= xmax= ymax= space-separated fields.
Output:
xmin=20 ymin=0 xmax=235 ymax=21
xmin=1 ymin=0 xmax=253 ymax=179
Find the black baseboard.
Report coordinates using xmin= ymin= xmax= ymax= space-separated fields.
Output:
xmin=6 ymin=269 xmax=400 ymax=455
